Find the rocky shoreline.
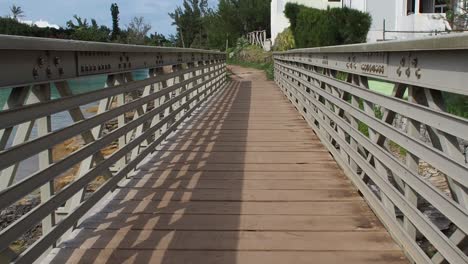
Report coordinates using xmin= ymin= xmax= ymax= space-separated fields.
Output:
xmin=0 ymin=196 xmax=41 ymax=252
xmin=0 ymin=105 xmax=120 ymax=254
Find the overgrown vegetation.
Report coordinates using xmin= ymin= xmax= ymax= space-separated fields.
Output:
xmin=273 ymin=27 xmax=295 ymax=51
xmin=227 ymin=37 xmax=273 ymax=80
xmin=170 ymin=0 xmax=270 ymax=50
xmin=444 ymin=93 xmax=468 ymax=118
xmin=284 ymin=3 xmax=371 ymax=48
xmin=443 ymin=0 xmax=468 ymax=29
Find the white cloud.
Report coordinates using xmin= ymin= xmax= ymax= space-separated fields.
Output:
xmin=20 ymin=19 xmax=60 ymax=29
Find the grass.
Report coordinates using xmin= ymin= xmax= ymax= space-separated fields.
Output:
xmin=368 ymin=79 xmax=408 ymax=97
xmin=227 ymin=59 xmax=274 ymax=80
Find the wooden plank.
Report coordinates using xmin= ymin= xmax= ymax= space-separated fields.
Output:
xmin=60 ymin=229 xmax=402 ymax=251
xmin=124 ymin=179 xmax=351 ymax=189
xmin=113 ymin=188 xmax=361 ymax=201
xmin=168 ymin=134 xmax=318 ymax=143
xmin=163 ymin=130 xmax=318 ymax=137
xmin=133 ymin=171 xmax=346 ymax=180
xmin=157 ymin=144 xmax=327 ymax=152
xmin=153 ymin=151 xmax=334 ymax=164
xmin=142 ymin=163 xmax=341 ymax=172
xmin=80 ymin=214 xmax=383 ymax=231
xmin=181 ymin=123 xmax=312 ymax=130
xmin=89 ymin=201 xmax=374 ymax=216
xmin=48 ymin=249 xmax=408 ymax=264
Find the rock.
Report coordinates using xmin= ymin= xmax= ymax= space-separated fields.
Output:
xmin=0 ymin=197 xmax=42 ymax=253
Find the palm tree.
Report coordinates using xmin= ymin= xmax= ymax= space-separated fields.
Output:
xmin=10 ymin=5 xmax=24 ymax=20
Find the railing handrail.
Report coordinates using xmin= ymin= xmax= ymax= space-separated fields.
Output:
xmin=273 ymin=33 xmax=468 ymax=53
xmin=0 ymin=34 xmax=224 ymax=53
xmin=0 ymin=35 xmax=226 ymax=90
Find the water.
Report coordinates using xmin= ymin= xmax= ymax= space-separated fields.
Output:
xmin=1 ymin=70 xmax=149 ymax=182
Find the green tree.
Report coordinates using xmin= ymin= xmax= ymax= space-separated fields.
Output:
xmin=179 ymin=0 xmax=271 ymax=50
xmin=238 ymin=0 xmax=270 ymax=33
xmin=110 ymin=3 xmax=120 ymax=40
xmin=66 ymin=15 xmax=111 ymax=42
xmin=126 ymin=16 xmax=151 ymax=44
xmin=10 ymin=5 xmax=24 ymax=20
xmin=206 ymin=0 xmax=243 ymax=50
xmin=169 ymin=0 xmax=209 ymax=48
xmin=149 ymin=32 xmax=176 ymax=46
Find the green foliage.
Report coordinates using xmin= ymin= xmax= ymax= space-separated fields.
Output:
xmin=228 ymin=37 xmax=273 ymax=80
xmin=148 ymin=32 xmax=176 ymax=47
xmin=285 ymin=3 xmax=371 ymax=48
xmin=284 ymin=3 xmax=300 ymax=30
xmin=273 ymin=27 xmax=295 ymax=51
xmin=444 ymin=93 xmax=468 ymax=118
xmin=10 ymin=4 xmax=24 ymax=20
xmin=0 ymin=17 xmax=67 ymax=38
xmin=204 ymin=0 xmax=242 ymax=50
xmin=237 ymin=0 xmax=271 ymax=34
xmin=170 ymin=0 xmax=271 ymax=50
xmin=442 ymin=0 xmax=468 ymax=29
xmin=169 ymin=0 xmax=208 ymax=48
xmin=228 ymin=37 xmax=250 ymax=59
xmin=126 ymin=16 xmax=152 ymax=44
xmin=66 ymin=15 xmax=111 ymax=42
xmin=110 ymin=3 xmax=120 ymax=40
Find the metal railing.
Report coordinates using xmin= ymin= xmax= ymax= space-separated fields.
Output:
xmin=274 ymin=35 xmax=468 ymax=264
xmin=0 ymin=35 xmax=226 ymax=263
xmin=247 ymin=30 xmax=267 ymax=47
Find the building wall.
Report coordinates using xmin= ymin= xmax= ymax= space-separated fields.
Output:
xmin=343 ymin=0 xmax=449 ymax=42
xmin=366 ymin=0 xmax=398 ymax=41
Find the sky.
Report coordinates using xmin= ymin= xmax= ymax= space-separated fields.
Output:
xmin=1 ymin=0 xmax=218 ymax=35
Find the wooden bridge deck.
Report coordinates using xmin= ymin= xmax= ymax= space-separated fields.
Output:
xmin=47 ymin=66 xmax=408 ymax=264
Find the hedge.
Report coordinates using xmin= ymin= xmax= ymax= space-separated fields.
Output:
xmin=273 ymin=27 xmax=295 ymax=51
xmin=284 ymin=3 xmax=371 ymax=48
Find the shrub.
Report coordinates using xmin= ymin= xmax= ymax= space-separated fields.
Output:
xmin=227 ymin=37 xmax=274 ymax=80
xmin=284 ymin=3 xmax=371 ymax=48
xmin=273 ymin=27 xmax=295 ymax=51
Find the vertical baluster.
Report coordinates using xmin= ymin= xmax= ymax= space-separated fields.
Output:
xmin=31 ymin=84 xmax=55 ymax=236
xmin=402 ymin=85 xmax=422 ymax=241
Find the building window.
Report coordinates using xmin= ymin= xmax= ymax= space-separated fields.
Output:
xmin=435 ymin=0 xmax=447 ymax=13
xmin=407 ymin=0 xmax=447 ymax=14
xmin=328 ymin=0 xmax=341 ymax=2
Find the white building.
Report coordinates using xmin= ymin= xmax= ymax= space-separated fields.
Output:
xmin=271 ymin=0 xmax=456 ymax=44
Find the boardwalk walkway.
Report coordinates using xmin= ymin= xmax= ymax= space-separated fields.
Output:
xmin=47 ymin=66 xmax=408 ymax=264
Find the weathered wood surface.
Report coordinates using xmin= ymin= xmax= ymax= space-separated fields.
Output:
xmin=46 ymin=66 xmax=407 ymax=264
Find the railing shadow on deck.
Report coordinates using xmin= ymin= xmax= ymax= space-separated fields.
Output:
xmin=48 ymin=78 xmax=253 ymax=264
